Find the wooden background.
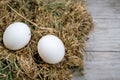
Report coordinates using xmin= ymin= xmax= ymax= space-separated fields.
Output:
xmin=72 ymin=0 xmax=120 ymax=80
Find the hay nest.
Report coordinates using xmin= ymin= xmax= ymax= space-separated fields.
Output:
xmin=0 ymin=0 xmax=93 ymax=80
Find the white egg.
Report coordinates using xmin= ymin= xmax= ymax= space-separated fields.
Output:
xmin=3 ymin=22 xmax=31 ymax=50
xmin=37 ymin=35 xmax=65 ymax=64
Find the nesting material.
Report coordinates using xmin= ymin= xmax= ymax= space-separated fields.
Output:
xmin=0 ymin=0 xmax=93 ymax=80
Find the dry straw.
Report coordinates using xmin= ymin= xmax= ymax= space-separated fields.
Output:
xmin=0 ymin=0 xmax=93 ymax=80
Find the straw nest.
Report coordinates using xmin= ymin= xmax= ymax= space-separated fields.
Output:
xmin=0 ymin=0 xmax=93 ymax=80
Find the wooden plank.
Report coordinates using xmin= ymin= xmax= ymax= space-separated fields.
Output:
xmin=73 ymin=0 xmax=120 ymax=80
xmin=85 ymin=0 xmax=120 ymax=7
xmin=72 ymin=52 xmax=120 ymax=80
xmin=85 ymin=0 xmax=120 ymax=19
xmin=84 ymin=52 xmax=120 ymax=80
xmin=85 ymin=0 xmax=120 ymax=51
xmin=84 ymin=0 xmax=120 ymax=51
xmin=86 ymin=19 xmax=120 ymax=51
xmin=93 ymin=19 xmax=120 ymax=28
xmin=87 ymin=7 xmax=120 ymax=19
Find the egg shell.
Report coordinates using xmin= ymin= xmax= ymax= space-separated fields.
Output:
xmin=3 ymin=22 xmax=31 ymax=50
xmin=38 ymin=35 xmax=65 ymax=64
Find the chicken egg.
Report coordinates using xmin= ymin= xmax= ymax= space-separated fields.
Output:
xmin=3 ymin=22 xmax=31 ymax=50
xmin=37 ymin=35 xmax=65 ymax=64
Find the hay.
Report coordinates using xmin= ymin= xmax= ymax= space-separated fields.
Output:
xmin=0 ymin=0 xmax=93 ymax=80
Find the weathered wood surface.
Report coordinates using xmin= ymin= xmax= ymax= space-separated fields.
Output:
xmin=72 ymin=0 xmax=120 ymax=80
xmin=85 ymin=0 xmax=120 ymax=19
xmin=84 ymin=52 xmax=120 ymax=80
xmin=86 ymin=19 xmax=120 ymax=51
xmin=86 ymin=0 xmax=120 ymax=51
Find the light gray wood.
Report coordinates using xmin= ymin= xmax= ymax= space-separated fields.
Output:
xmin=86 ymin=19 xmax=120 ymax=51
xmin=84 ymin=52 xmax=120 ymax=80
xmin=85 ymin=0 xmax=120 ymax=51
xmin=72 ymin=0 xmax=120 ymax=80
xmin=72 ymin=52 xmax=120 ymax=80
xmin=85 ymin=0 xmax=120 ymax=19
xmin=86 ymin=0 xmax=120 ymax=8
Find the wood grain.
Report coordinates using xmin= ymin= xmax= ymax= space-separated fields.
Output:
xmin=86 ymin=19 xmax=120 ymax=51
xmin=72 ymin=0 xmax=120 ymax=80
xmin=85 ymin=0 xmax=120 ymax=19
xmin=72 ymin=52 xmax=120 ymax=80
xmin=85 ymin=0 xmax=120 ymax=51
